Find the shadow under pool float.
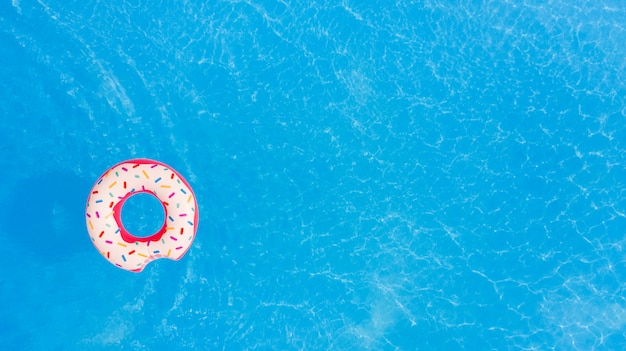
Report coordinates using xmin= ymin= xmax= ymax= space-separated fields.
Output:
xmin=85 ymin=159 xmax=198 ymax=272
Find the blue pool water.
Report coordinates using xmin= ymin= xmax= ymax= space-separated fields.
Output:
xmin=1 ymin=0 xmax=626 ymax=350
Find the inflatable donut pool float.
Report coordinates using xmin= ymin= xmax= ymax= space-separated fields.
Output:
xmin=86 ymin=159 xmax=198 ymax=272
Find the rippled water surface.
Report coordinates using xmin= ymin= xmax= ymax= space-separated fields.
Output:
xmin=1 ymin=1 xmax=626 ymax=350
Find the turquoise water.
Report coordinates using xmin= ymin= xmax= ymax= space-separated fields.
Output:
xmin=1 ymin=0 xmax=626 ymax=350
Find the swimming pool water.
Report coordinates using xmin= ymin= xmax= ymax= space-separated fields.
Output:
xmin=1 ymin=0 xmax=626 ymax=350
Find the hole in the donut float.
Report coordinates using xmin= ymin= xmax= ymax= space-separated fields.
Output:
xmin=120 ymin=193 xmax=165 ymax=239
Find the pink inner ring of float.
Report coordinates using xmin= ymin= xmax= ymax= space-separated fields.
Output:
xmin=113 ymin=190 xmax=168 ymax=243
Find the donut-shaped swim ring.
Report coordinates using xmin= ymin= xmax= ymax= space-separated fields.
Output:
xmin=86 ymin=159 xmax=198 ymax=272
